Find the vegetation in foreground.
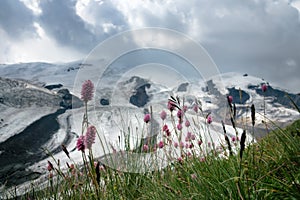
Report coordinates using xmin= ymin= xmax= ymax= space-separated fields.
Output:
xmin=2 ymin=82 xmax=300 ymax=200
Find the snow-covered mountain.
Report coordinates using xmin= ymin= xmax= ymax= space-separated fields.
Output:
xmin=0 ymin=61 xmax=299 ymax=194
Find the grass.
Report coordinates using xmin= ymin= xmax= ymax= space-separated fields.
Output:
xmin=2 ymin=93 xmax=300 ymax=199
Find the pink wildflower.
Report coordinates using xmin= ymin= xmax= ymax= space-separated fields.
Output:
xmin=162 ymin=124 xmax=168 ymax=132
xmin=81 ymin=80 xmax=94 ymax=102
xmin=47 ymin=161 xmax=54 ymax=171
xmin=166 ymin=129 xmax=171 ymax=137
xmin=143 ymin=144 xmax=149 ymax=152
xmin=177 ymin=123 xmax=182 ymax=131
xmin=144 ymin=114 xmax=151 ymax=123
xmin=232 ymin=136 xmax=236 ymax=142
xmin=174 ymin=142 xmax=179 ymax=148
xmin=85 ymin=126 xmax=96 ymax=149
xmin=185 ymin=137 xmax=189 ymax=142
xmin=177 ymin=110 xmax=183 ymax=119
xmin=158 ymin=141 xmax=164 ymax=148
xmin=76 ymin=135 xmax=85 ymax=152
xmin=262 ymin=83 xmax=268 ymax=92
xmin=228 ymin=95 xmax=233 ymax=104
xmin=185 ymin=143 xmax=189 ymax=149
xmin=160 ymin=110 xmax=167 ymax=120
xmin=187 ymin=132 xmax=192 ymax=139
xmin=185 ymin=120 xmax=190 ymax=127
xmin=198 ymin=140 xmax=203 ymax=146
xmin=183 ymin=105 xmax=188 ymax=112
xmin=193 ymin=104 xmax=199 ymax=113
xmin=191 ymin=134 xmax=196 ymax=140
xmin=167 ymin=101 xmax=176 ymax=112
xmin=177 ymin=157 xmax=183 ymax=163
xmin=179 ymin=141 xmax=184 ymax=148
xmin=207 ymin=115 xmax=212 ymax=124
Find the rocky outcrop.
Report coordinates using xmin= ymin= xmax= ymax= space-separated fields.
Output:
xmin=177 ymin=83 xmax=189 ymax=92
xmin=57 ymin=89 xmax=83 ymax=109
xmin=248 ymin=84 xmax=300 ymax=109
xmin=119 ymin=76 xmax=152 ymax=108
xmin=0 ymin=77 xmax=83 ymax=109
xmin=0 ymin=77 xmax=61 ymax=108
xmin=130 ymin=83 xmax=151 ymax=107
xmin=227 ymin=87 xmax=250 ymax=104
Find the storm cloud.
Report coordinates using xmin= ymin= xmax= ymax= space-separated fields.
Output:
xmin=0 ymin=0 xmax=299 ymax=92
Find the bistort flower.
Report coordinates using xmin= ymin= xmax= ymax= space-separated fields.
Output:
xmin=144 ymin=114 xmax=151 ymax=123
xmin=85 ymin=125 xmax=97 ymax=149
xmin=81 ymin=80 xmax=94 ymax=102
xmin=77 ymin=135 xmax=85 ymax=152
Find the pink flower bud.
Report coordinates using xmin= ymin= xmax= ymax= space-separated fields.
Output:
xmin=261 ymin=84 xmax=268 ymax=92
xmin=187 ymin=132 xmax=192 ymax=139
xmin=228 ymin=95 xmax=233 ymax=104
xmin=232 ymin=136 xmax=236 ymax=142
xmin=177 ymin=157 xmax=183 ymax=163
xmin=162 ymin=124 xmax=168 ymax=132
xmin=191 ymin=134 xmax=196 ymax=140
xmin=183 ymin=105 xmax=188 ymax=112
xmin=158 ymin=141 xmax=164 ymax=148
xmin=144 ymin=114 xmax=151 ymax=123
xmin=177 ymin=110 xmax=183 ymax=119
xmin=193 ymin=104 xmax=198 ymax=113
xmin=166 ymin=129 xmax=171 ymax=137
xmin=168 ymin=101 xmax=176 ymax=112
xmin=76 ymin=135 xmax=85 ymax=151
xmin=174 ymin=142 xmax=179 ymax=148
xmin=185 ymin=120 xmax=190 ymax=127
xmin=143 ymin=144 xmax=149 ymax=152
xmin=177 ymin=123 xmax=182 ymax=131
xmin=179 ymin=141 xmax=184 ymax=148
xmin=47 ymin=161 xmax=54 ymax=171
xmin=198 ymin=140 xmax=203 ymax=146
xmin=160 ymin=110 xmax=167 ymax=120
xmin=207 ymin=115 xmax=212 ymax=124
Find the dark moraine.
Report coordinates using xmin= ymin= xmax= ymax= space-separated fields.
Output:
xmin=0 ymin=109 xmax=66 ymax=187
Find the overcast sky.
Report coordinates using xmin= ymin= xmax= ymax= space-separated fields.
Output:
xmin=0 ymin=0 xmax=299 ymax=92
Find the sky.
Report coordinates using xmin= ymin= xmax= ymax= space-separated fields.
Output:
xmin=0 ymin=0 xmax=300 ymax=92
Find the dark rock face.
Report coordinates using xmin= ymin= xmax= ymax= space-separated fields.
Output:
xmin=206 ymin=80 xmax=221 ymax=97
xmin=228 ymin=87 xmax=250 ymax=104
xmin=121 ymin=76 xmax=152 ymax=108
xmin=248 ymin=85 xmax=300 ymax=109
xmin=44 ymin=84 xmax=63 ymax=90
xmin=177 ymin=83 xmax=189 ymax=92
xmin=57 ymin=89 xmax=83 ymax=109
xmin=100 ymin=98 xmax=110 ymax=106
xmin=0 ymin=109 xmax=65 ymax=186
xmin=130 ymin=83 xmax=151 ymax=107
